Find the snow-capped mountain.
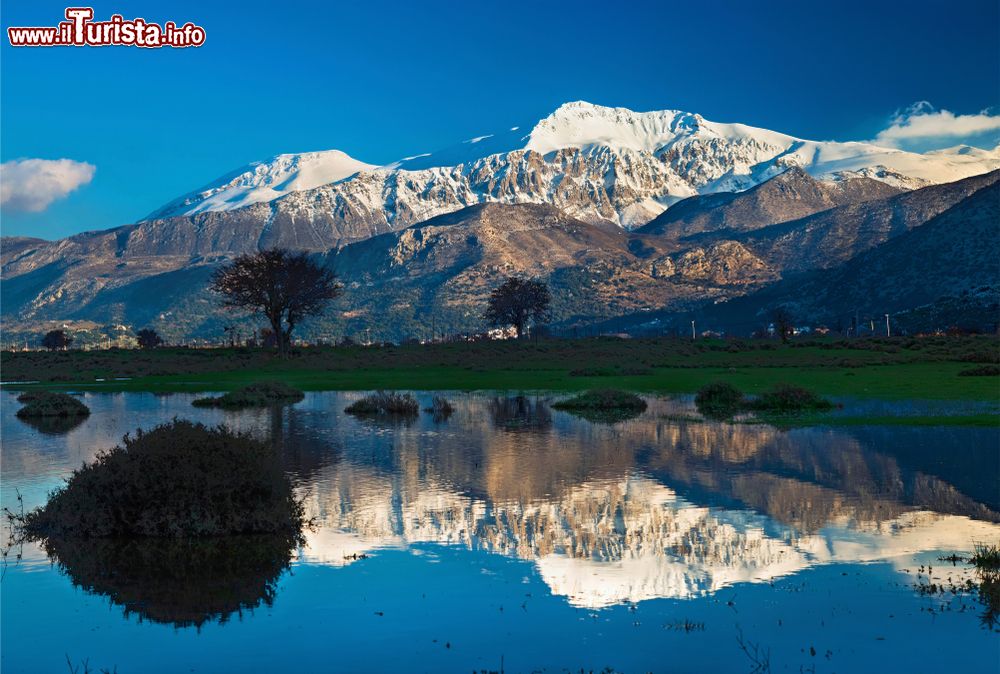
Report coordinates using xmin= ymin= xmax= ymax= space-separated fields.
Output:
xmin=147 ymin=149 xmax=375 ymax=219
xmin=4 ymin=102 xmax=998 ymax=341
xmin=146 ymin=102 xmax=1000 ymax=230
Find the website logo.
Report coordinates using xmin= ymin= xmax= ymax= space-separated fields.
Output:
xmin=7 ymin=7 xmax=206 ymax=48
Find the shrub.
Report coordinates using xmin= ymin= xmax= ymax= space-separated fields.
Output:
xmin=958 ymin=351 xmax=1000 ymax=364
xmin=15 ymin=391 xmax=90 ymax=419
xmin=17 ymin=419 xmax=304 ymax=539
xmin=970 ymin=543 xmax=1000 ymax=630
xmin=569 ymin=367 xmax=614 ymax=377
xmin=553 ymin=389 xmax=647 ymax=423
xmin=345 ymin=391 xmax=419 ymax=416
xmin=192 ymin=381 xmax=304 ymax=408
xmin=553 ymin=389 xmax=647 ymax=412
xmin=694 ymin=382 xmax=744 ymax=418
xmin=619 ymin=366 xmax=653 ymax=376
xmin=569 ymin=366 xmax=653 ymax=377
xmin=972 ymin=543 xmax=1000 ymax=570
xmin=746 ymin=384 xmax=835 ymax=413
xmin=959 ymin=365 xmax=1000 ymax=377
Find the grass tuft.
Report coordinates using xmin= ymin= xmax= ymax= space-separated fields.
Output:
xmin=971 ymin=542 xmax=1000 ymax=570
xmin=959 ymin=365 xmax=1000 ymax=377
xmin=745 ymin=384 xmax=836 ymax=413
xmin=695 ymin=381 xmax=835 ymax=420
xmin=424 ymin=396 xmax=454 ymax=420
xmin=552 ymin=389 xmax=647 ymax=423
xmin=694 ymin=382 xmax=744 ymax=419
xmin=15 ymin=391 xmax=90 ymax=419
xmin=345 ymin=391 xmax=419 ymax=417
xmin=192 ymin=381 xmax=304 ymax=408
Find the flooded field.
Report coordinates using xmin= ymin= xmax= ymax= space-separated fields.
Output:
xmin=1 ymin=391 xmax=998 ymax=673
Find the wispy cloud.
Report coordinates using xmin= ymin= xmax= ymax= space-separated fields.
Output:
xmin=0 ymin=158 xmax=96 ymax=212
xmin=871 ymin=102 xmax=1000 ymax=151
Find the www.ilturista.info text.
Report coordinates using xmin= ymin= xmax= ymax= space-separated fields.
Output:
xmin=7 ymin=7 xmax=206 ymax=48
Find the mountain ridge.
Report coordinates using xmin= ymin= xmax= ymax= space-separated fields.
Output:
xmin=637 ymin=166 xmax=904 ymax=238
xmin=143 ymin=101 xmax=1000 ymax=234
xmin=686 ymin=181 xmax=1000 ymax=333
xmin=2 ymin=163 xmax=998 ymax=342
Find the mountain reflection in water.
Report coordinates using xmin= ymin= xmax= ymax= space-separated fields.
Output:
xmin=2 ymin=391 xmax=997 ymax=613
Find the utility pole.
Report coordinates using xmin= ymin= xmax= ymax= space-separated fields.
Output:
xmin=885 ymin=313 xmax=891 ymax=338
xmin=691 ymin=320 xmax=696 ymax=340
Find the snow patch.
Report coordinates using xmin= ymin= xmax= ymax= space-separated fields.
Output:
xmin=146 ymin=149 xmax=375 ymax=219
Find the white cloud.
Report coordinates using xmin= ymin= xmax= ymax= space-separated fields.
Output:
xmin=871 ymin=102 xmax=1000 ymax=151
xmin=0 ymin=158 xmax=96 ymax=212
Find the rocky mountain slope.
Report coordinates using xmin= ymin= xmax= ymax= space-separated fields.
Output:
xmin=322 ymin=203 xmax=738 ymax=338
xmin=724 ymin=169 xmax=1000 ymax=273
xmin=689 ymin=181 xmax=1000 ymax=331
xmin=126 ymin=102 xmax=1000 ymax=255
xmin=636 ymin=167 xmax=902 ymax=238
xmin=3 ymin=164 xmax=998 ymax=342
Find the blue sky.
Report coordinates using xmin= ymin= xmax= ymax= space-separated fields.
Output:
xmin=2 ymin=0 xmax=998 ymax=239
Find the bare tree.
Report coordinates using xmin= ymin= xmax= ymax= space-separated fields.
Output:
xmin=210 ymin=249 xmax=341 ymax=355
xmin=41 ymin=329 xmax=72 ymax=351
xmin=769 ymin=306 xmax=794 ymax=344
xmin=483 ymin=277 xmax=552 ymax=339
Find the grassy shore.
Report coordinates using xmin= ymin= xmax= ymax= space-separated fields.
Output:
xmin=2 ymin=336 xmax=998 ymax=403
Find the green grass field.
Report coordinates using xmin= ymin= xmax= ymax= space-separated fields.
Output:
xmin=16 ymin=361 xmax=990 ymax=401
xmin=3 ymin=336 xmax=998 ymax=401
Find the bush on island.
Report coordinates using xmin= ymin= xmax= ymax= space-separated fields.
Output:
xmin=345 ymin=391 xmax=419 ymax=417
xmin=17 ymin=419 xmax=305 ymax=540
xmin=15 ymin=391 xmax=90 ymax=419
xmin=192 ymin=381 xmax=304 ymax=408
xmin=745 ymin=384 xmax=836 ymax=413
xmin=552 ymin=389 xmax=648 ymax=423
xmin=693 ymin=382 xmax=744 ymax=418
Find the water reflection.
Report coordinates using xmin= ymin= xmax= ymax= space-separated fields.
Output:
xmin=37 ymin=535 xmax=296 ymax=628
xmin=487 ymin=395 xmax=552 ymax=432
xmin=16 ymin=414 xmax=88 ymax=435
xmin=2 ymin=391 xmax=998 ymax=613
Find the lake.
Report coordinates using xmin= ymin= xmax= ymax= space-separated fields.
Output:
xmin=1 ymin=391 xmax=998 ymax=673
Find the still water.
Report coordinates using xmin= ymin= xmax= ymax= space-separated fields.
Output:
xmin=1 ymin=391 xmax=998 ymax=673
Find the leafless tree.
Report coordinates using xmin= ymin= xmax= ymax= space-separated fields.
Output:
xmin=769 ymin=306 xmax=794 ymax=345
xmin=483 ymin=277 xmax=551 ymax=339
xmin=210 ymin=249 xmax=341 ymax=355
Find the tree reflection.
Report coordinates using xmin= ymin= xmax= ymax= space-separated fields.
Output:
xmin=16 ymin=415 xmax=87 ymax=435
xmin=488 ymin=396 xmax=551 ymax=432
xmin=37 ymin=534 xmax=297 ymax=629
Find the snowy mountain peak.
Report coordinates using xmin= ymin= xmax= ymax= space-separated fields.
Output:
xmin=147 ymin=149 xmax=375 ymax=220
xmin=526 ymin=101 xmax=690 ymax=155
xmin=926 ymin=143 xmax=1000 ymax=159
xmin=145 ymin=102 xmax=1000 ymax=225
